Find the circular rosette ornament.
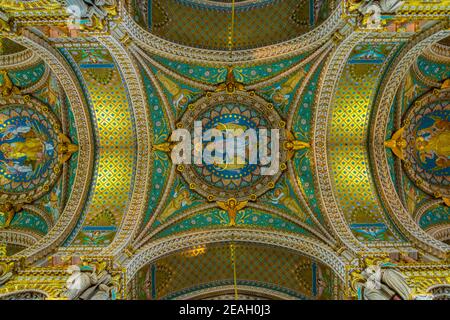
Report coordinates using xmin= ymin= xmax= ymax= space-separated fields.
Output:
xmin=403 ymin=87 xmax=450 ymax=199
xmin=0 ymin=95 xmax=63 ymax=202
xmin=177 ymin=89 xmax=287 ymax=202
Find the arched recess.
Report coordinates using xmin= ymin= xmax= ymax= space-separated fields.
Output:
xmin=171 ymin=285 xmax=301 ymax=300
xmin=2 ymin=30 xmax=95 ymax=264
xmin=370 ymin=22 xmax=450 ymax=258
xmin=127 ymin=239 xmax=344 ymax=300
xmin=124 ymin=229 xmax=347 ymax=297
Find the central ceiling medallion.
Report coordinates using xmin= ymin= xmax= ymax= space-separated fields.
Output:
xmin=175 ymin=70 xmax=287 ymax=203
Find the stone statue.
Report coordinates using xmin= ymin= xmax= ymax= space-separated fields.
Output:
xmin=65 ymin=265 xmax=115 ymax=300
xmin=355 ymin=0 xmax=404 ymax=14
xmin=353 ymin=263 xmax=412 ymax=300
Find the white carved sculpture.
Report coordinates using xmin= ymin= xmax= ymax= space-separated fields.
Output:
xmin=356 ymin=264 xmax=412 ymax=300
xmin=360 ymin=4 xmax=382 ymax=29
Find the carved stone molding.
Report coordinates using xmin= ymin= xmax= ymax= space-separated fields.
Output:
xmin=10 ymin=30 xmax=94 ymax=264
xmin=414 ymin=199 xmax=445 ymax=224
xmin=0 ymin=290 xmax=47 ymax=300
xmin=119 ymin=2 xmax=346 ymax=65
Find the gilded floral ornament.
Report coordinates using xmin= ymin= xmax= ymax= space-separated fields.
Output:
xmin=348 ymin=0 xmax=365 ymax=12
xmin=152 ymin=141 xmax=174 ymax=153
xmin=442 ymin=79 xmax=450 ymax=90
xmin=0 ymin=0 xmax=61 ymax=11
xmin=215 ymin=67 xmax=246 ymax=95
xmin=0 ymin=15 xmax=11 ymax=34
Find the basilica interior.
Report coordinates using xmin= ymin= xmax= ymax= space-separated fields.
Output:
xmin=0 ymin=0 xmax=449 ymax=300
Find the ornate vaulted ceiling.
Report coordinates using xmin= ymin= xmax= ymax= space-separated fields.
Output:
xmin=0 ymin=0 xmax=449 ymax=301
